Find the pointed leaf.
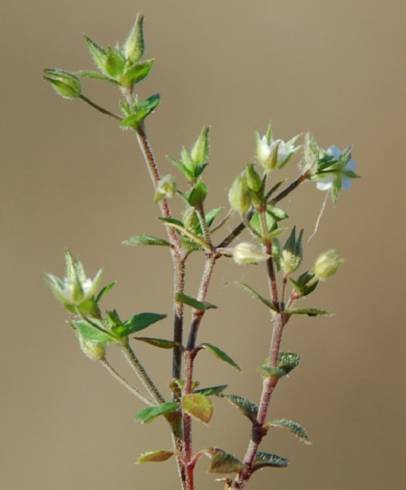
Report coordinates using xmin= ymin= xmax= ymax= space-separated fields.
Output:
xmin=175 ymin=292 xmax=217 ymax=311
xmin=96 ymin=281 xmax=116 ymax=303
xmin=222 ymin=394 xmax=258 ymax=423
xmin=136 ymin=450 xmax=174 ymax=463
xmin=268 ymin=419 xmax=311 ymax=445
xmin=186 ymin=181 xmax=208 ymax=207
xmin=134 ymin=337 xmax=179 ymax=349
xmin=287 ymin=307 xmax=329 ymax=317
xmin=207 ymin=448 xmax=245 ymax=474
xmin=194 ymin=385 xmax=228 ymax=397
xmin=239 ymin=283 xmax=277 ymax=311
xmin=182 ymin=393 xmax=213 ymax=424
xmin=278 ymin=352 xmax=300 ymax=374
xmin=122 ymin=59 xmax=154 ymax=87
xmin=123 ymin=234 xmax=170 ymax=247
xmin=85 ymin=36 xmax=108 ymax=73
xmin=123 ymin=312 xmax=167 ymax=336
xmin=253 ymin=451 xmax=288 ymax=470
xmin=75 ymin=70 xmax=110 ymax=81
xmin=136 ymin=402 xmax=179 ymax=424
xmin=201 ymin=343 xmax=241 ymax=371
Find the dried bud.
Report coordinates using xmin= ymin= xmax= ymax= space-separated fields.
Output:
xmin=233 ymin=242 xmax=269 ymax=265
xmin=313 ymin=249 xmax=343 ymax=280
xmin=78 ymin=336 xmax=105 ymax=361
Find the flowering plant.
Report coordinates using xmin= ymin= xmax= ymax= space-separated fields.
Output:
xmin=44 ymin=14 xmax=358 ymax=490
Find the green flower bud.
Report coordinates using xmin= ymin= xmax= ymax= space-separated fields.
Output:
xmin=78 ymin=336 xmax=105 ymax=361
xmin=44 ymin=69 xmax=81 ymax=100
xmin=281 ymin=227 xmax=303 ymax=275
xmin=228 ymin=174 xmax=251 ymax=215
xmin=233 ymin=242 xmax=269 ymax=265
xmin=123 ymin=14 xmax=144 ymax=64
xmin=190 ymin=127 xmax=210 ymax=166
xmin=313 ymin=249 xmax=343 ymax=280
xmin=245 ymin=163 xmax=262 ymax=193
xmin=154 ymin=175 xmax=176 ymax=203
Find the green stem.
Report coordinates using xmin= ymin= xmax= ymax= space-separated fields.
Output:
xmin=121 ymin=341 xmax=165 ymax=405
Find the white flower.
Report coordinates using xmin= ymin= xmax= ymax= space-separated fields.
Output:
xmin=154 ymin=174 xmax=177 ymax=202
xmin=256 ymin=133 xmax=300 ymax=171
xmin=232 ymin=242 xmax=269 ymax=265
xmin=316 ymin=145 xmax=357 ymax=192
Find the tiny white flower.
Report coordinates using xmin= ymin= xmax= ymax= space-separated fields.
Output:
xmin=256 ymin=132 xmax=300 ymax=171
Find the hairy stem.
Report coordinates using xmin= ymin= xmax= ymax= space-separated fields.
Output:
xmin=100 ymin=358 xmax=154 ymax=406
xmin=79 ymin=95 xmax=121 ymax=120
xmin=121 ymin=341 xmax=165 ymax=405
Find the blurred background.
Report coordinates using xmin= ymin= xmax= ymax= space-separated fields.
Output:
xmin=1 ymin=0 xmax=405 ymax=489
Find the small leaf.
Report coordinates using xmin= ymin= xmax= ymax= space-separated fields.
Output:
xmin=123 ymin=234 xmax=170 ymax=247
xmin=222 ymin=394 xmax=258 ymax=423
xmin=186 ymin=181 xmax=208 ymax=207
xmin=136 ymin=450 xmax=174 ymax=463
xmin=134 ymin=337 xmax=179 ymax=349
xmin=123 ymin=312 xmax=167 ymax=336
xmin=253 ymin=451 xmax=288 ymax=470
xmin=207 ymin=448 xmax=245 ymax=474
xmin=120 ymin=94 xmax=160 ymax=129
xmin=194 ymin=385 xmax=228 ymax=397
xmin=201 ymin=343 xmax=241 ymax=371
xmin=268 ymin=419 xmax=311 ymax=445
xmin=136 ymin=402 xmax=179 ymax=423
xmin=85 ymin=36 xmax=108 ymax=74
xmin=191 ymin=127 xmax=210 ymax=165
xmin=96 ymin=281 xmax=116 ymax=303
xmin=175 ymin=292 xmax=217 ymax=311
xmin=72 ymin=318 xmax=114 ymax=343
xmin=239 ymin=283 xmax=277 ymax=311
xmin=278 ymin=352 xmax=300 ymax=375
xmin=121 ymin=59 xmax=154 ymax=87
xmin=182 ymin=393 xmax=213 ymax=424
xmin=287 ymin=307 xmax=329 ymax=317
xmin=258 ymin=364 xmax=286 ymax=379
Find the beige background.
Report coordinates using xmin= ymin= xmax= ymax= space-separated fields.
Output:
xmin=1 ymin=1 xmax=405 ymax=489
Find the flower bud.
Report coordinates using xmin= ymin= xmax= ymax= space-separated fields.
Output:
xmin=228 ymin=174 xmax=251 ymax=215
xmin=78 ymin=336 xmax=105 ymax=361
xmin=281 ymin=227 xmax=303 ymax=275
xmin=245 ymin=163 xmax=262 ymax=193
xmin=154 ymin=175 xmax=176 ymax=203
xmin=232 ymin=242 xmax=269 ymax=265
xmin=44 ymin=69 xmax=81 ymax=100
xmin=256 ymin=129 xmax=300 ymax=172
xmin=123 ymin=14 xmax=144 ymax=63
xmin=313 ymin=249 xmax=343 ymax=280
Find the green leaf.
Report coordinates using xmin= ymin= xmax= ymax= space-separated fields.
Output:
xmin=96 ymin=281 xmax=116 ymax=303
xmin=287 ymin=307 xmax=329 ymax=317
xmin=200 ymin=343 xmax=241 ymax=371
xmin=105 ymin=48 xmax=126 ymax=78
xmin=182 ymin=393 xmax=213 ymax=424
xmin=278 ymin=352 xmax=300 ymax=375
xmin=72 ymin=318 xmax=114 ymax=343
xmin=258 ymin=364 xmax=286 ymax=379
xmin=268 ymin=419 xmax=311 ymax=445
xmin=267 ymin=205 xmax=288 ymax=221
xmin=194 ymin=385 xmax=228 ymax=397
xmin=121 ymin=59 xmax=154 ymax=87
xmin=175 ymin=292 xmax=217 ymax=311
xmin=120 ymin=93 xmax=160 ymax=129
xmin=186 ymin=181 xmax=208 ymax=207
xmin=253 ymin=451 xmax=288 ymax=470
xmin=123 ymin=312 xmax=167 ymax=336
xmin=134 ymin=337 xmax=179 ymax=349
xmin=136 ymin=402 xmax=179 ymax=423
xmin=123 ymin=234 xmax=170 ymax=247
xmin=289 ymin=271 xmax=318 ymax=297
xmin=158 ymin=217 xmax=184 ymax=227
xmin=85 ymin=36 xmax=108 ymax=74
xmin=222 ymin=394 xmax=258 ymax=423
xmin=207 ymin=448 xmax=245 ymax=474
xmin=136 ymin=450 xmax=174 ymax=464
xmin=239 ymin=283 xmax=277 ymax=311
xmin=168 ymin=157 xmax=195 ymax=181
xmin=205 ymin=207 xmax=222 ymax=228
